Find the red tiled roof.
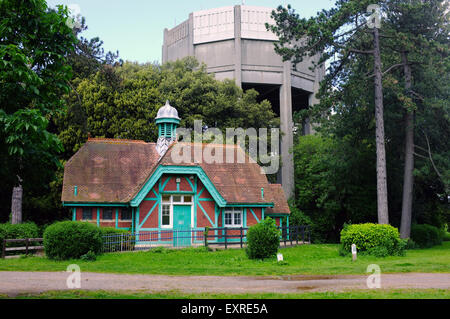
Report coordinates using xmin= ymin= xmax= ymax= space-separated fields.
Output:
xmin=62 ymin=139 xmax=290 ymax=214
xmin=265 ymin=184 xmax=290 ymax=215
xmin=62 ymin=138 xmax=160 ymax=203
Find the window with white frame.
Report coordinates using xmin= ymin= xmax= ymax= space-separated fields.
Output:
xmin=161 ymin=204 xmax=171 ymax=227
xmin=224 ymin=208 xmax=243 ymax=227
xmin=161 ymin=194 xmax=192 ymax=228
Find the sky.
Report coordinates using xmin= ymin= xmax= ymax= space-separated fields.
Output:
xmin=46 ymin=0 xmax=335 ymax=64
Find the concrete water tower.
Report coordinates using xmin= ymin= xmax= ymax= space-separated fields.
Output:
xmin=162 ymin=5 xmax=324 ymax=198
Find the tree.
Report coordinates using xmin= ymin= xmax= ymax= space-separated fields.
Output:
xmin=271 ymin=1 xmax=449 ymax=239
xmin=66 ymin=16 xmax=122 ymax=80
xmin=0 ymin=0 xmax=77 ymax=223
xmin=380 ymin=0 xmax=449 ymax=238
xmin=268 ymin=0 xmax=391 ymax=224
xmin=56 ymin=57 xmax=279 ymax=158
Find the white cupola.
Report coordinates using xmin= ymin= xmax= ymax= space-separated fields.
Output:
xmin=155 ymin=100 xmax=180 ymax=156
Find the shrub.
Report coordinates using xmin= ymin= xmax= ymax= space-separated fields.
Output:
xmin=444 ymin=232 xmax=450 ymax=242
xmin=0 ymin=222 xmax=39 ymax=241
xmin=0 ymin=222 xmax=40 ymax=254
xmin=366 ymin=246 xmax=390 ymax=258
xmin=43 ymin=221 xmax=102 ymax=260
xmin=246 ymin=218 xmax=280 ymax=260
xmin=340 ymin=223 xmax=406 ymax=256
xmin=100 ymin=227 xmax=135 ymax=252
xmin=410 ymin=224 xmax=444 ymax=248
xmin=80 ymin=250 xmax=97 ymax=261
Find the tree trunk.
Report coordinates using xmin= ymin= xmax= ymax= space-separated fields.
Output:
xmin=373 ymin=27 xmax=389 ymax=224
xmin=400 ymin=51 xmax=414 ymax=239
xmin=11 ymin=183 xmax=23 ymax=224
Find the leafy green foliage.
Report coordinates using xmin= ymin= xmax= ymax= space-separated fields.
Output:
xmin=0 ymin=0 xmax=77 ymax=223
xmin=0 ymin=222 xmax=39 ymax=249
xmin=410 ymin=224 xmax=445 ymax=248
xmin=270 ymin=0 xmax=449 ymax=238
xmin=444 ymin=232 xmax=450 ymax=242
xmin=80 ymin=250 xmax=97 ymax=262
xmin=43 ymin=221 xmax=102 ymax=260
xmin=290 ymin=135 xmax=376 ymax=243
xmin=55 ymin=57 xmax=279 ymax=158
xmin=340 ymin=223 xmax=406 ymax=256
xmin=246 ymin=218 xmax=280 ymax=259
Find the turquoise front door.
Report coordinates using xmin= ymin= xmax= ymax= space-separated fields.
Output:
xmin=173 ymin=205 xmax=191 ymax=247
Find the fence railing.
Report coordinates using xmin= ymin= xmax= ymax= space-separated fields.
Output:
xmin=102 ymin=228 xmax=206 ymax=253
xmin=102 ymin=225 xmax=310 ymax=253
xmin=1 ymin=238 xmax=44 ymax=258
xmin=205 ymin=225 xmax=310 ymax=249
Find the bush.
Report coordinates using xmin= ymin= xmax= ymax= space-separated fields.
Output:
xmin=80 ymin=250 xmax=97 ymax=261
xmin=100 ymin=227 xmax=135 ymax=252
xmin=0 ymin=222 xmax=39 ymax=240
xmin=0 ymin=222 xmax=40 ymax=254
xmin=444 ymin=232 xmax=450 ymax=242
xmin=43 ymin=221 xmax=102 ymax=260
xmin=246 ymin=218 xmax=280 ymax=260
xmin=340 ymin=223 xmax=406 ymax=257
xmin=410 ymin=224 xmax=444 ymax=248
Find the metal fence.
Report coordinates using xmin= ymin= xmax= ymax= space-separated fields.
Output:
xmin=206 ymin=225 xmax=311 ymax=249
xmin=102 ymin=228 xmax=205 ymax=253
xmin=102 ymin=225 xmax=310 ymax=253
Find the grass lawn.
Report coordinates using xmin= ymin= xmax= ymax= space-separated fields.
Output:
xmin=4 ymin=289 xmax=450 ymax=299
xmin=0 ymin=242 xmax=449 ymax=276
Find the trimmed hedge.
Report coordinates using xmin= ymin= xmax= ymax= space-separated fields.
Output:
xmin=410 ymin=224 xmax=444 ymax=248
xmin=246 ymin=217 xmax=280 ymax=260
xmin=0 ymin=222 xmax=39 ymax=240
xmin=340 ymin=223 xmax=406 ymax=257
xmin=43 ymin=221 xmax=102 ymax=260
xmin=0 ymin=222 xmax=40 ymax=252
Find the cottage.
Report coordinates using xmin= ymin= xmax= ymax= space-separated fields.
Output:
xmin=62 ymin=101 xmax=290 ymax=246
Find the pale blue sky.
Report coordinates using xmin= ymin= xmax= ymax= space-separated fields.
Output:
xmin=46 ymin=0 xmax=335 ymax=64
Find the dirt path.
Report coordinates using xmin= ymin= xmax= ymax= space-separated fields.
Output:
xmin=0 ymin=272 xmax=449 ymax=297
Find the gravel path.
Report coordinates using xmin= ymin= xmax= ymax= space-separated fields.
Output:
xmin=0 ymin=272 xmax=449 ymax=296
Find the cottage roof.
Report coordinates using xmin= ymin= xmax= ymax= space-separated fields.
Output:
xmin=62 ymin=138 xmax=289 ymax=214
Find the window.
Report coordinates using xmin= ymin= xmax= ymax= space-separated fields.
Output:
xmin=183 ymin=195 xmax=192 ymax=203
xmin=82 ymin=208 xmax=92 ymax=220
xmin=103 ymin=208 xmax=113 ymax=220
xmin=121 ymin=208 xmax=131 ymax=220
xmin=162 ymin=204 xmax=171 ymax=227
xmin=172 ymin=195 xmax=182 ymax=203
xmin=224 ymin=208 xmax=242 ymax=227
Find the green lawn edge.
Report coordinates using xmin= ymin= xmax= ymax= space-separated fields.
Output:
xmin=0 ymin=243 xmax=448 ymax=277
xmin=4 ymin=288 xmax=449 ymax=299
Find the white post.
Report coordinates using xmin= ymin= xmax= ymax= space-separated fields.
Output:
xmin=352 ymin=244 xmax=357 ymax=261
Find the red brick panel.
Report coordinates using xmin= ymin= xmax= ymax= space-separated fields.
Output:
xmin=197 ymin=200 xmax=215 ymax=227
xmin=139 ymin=200 xmax=159 ymax=229
xmin=246 ymin=207 xmax=262 ymax=226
